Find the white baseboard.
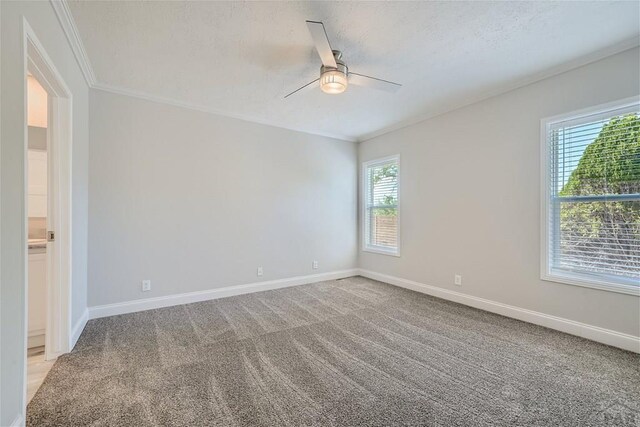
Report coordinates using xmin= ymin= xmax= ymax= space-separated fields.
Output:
xmin=28 ymin=328 xmax=45 ymax=337
xmin=88 ymin=269 xmax=359 ymax=320
xmin=11 ymin=414 xmax=24 ymax=427
xmin=27 ymin=330 xmax=45 ymax=349
xmin=358 ymin=269 xmax=640 ymax=353
xmin=70 ymin=308 xmax=89 ymax=350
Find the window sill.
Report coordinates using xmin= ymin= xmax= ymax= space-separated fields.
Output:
xmin=542 ymin=270 xmax=640 ymax=296
xmin=363 ymin=246 xmax=400 ymax=257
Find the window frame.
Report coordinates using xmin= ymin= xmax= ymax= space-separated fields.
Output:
xmin=362 ymin=154 xmax=401 ymax=257
xmin=540 ymin=96 xmax=640 ymax=296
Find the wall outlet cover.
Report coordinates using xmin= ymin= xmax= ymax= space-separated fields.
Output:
xmin=257 ymin=267 xmax=263 ymax=277
xmin=142 ymin=280 xmax=151 ymax=292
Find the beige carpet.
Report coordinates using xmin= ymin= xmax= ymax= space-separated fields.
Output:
xmin=27 ymin=276 xmax=640 ymax=426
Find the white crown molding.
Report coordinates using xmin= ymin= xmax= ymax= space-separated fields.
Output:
xmin=49 ymin=0 xmax=355 ymax=141
xmin=88 ymin=269 xmax=359 ymax=319
xmin=50 ymin=0 xmax=96 ymax=86
xmin=91 ymin=82 xmax=357 ymax=142
xmin=359 ymin=38 xmax=640 ymax=143
xmin=50 ymin=0 xmax=638 ymax=144
xmin=358 ymin=269 xmax=640 ymax=353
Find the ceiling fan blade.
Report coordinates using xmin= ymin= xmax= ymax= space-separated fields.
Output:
xmin=306 ymin=20 xmax=337 ymax=68
xmin=349 ymin=72 xmax=402 ymax=93
xmin=284 ymin=78 xmax=320 ymax=99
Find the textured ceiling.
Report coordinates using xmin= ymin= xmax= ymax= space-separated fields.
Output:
xmin=68 ymin=1 xmax=639 ymax=141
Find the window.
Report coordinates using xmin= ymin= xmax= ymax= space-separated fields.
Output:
xmin=541 ymin=98 xmax=640 ymax=295
xmin=363 ymin=155 xmax=400 ymax=256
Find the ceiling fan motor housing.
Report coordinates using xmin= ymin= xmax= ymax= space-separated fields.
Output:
xmin=284 ymin=22 xmax=401 ymax=98
xmin=320 ymin=52 xmax=348 ymax=94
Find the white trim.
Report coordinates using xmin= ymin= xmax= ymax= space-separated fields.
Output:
xmin=25 ymin=18 xmax=75 ymax=362
xmin=88 ymin=269 xmax=359 ymax=319
xmin=539 ymin=96 xmax=640 ymax=297
xmin=91 ymin=83 xmax=356 ymax=143
xmin=46 ymin=0 xmax=639 ymax=144
xmin=28 ymin=328 xmax=45 ymax=338
xmin=540 ymin=95 xmax=640 ymax=126
xmin=27 ymin=329 xmax=45 ymax=349
xmin=47 ymin=0 xmax=353 ymax=142
xmin=50 ymin=0 xmax=96 ymax=86
xmin=22 ymin=19 xmax=75 ymax=422
xmin=10 ymin=414 xmax=25 ymax=427
xmin=542 ymin=270 xmax=640 ymax=297
xmin=361 ymin=154 xmax=401 ymax=257
xmin=359 ymin=40 xmax=640 ymax=142
xmin=70 ymin=308 xmax=88 ymax=350
xmin=362 ymin=246 xmax=401 ymax=257
xmin=358 ymin=269 xmax=640 ymax=353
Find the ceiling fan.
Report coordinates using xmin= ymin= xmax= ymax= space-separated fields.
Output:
xmin=284 ymin=21 xmax=402 ymax=98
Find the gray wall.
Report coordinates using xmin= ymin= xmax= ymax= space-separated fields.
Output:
xmin=358 ymin=47 xmax=640 ymax=337
xmin=88 ymin=90 xmax=358 ymax=307
xmin=1 ymin=1 xmax=90 ymax=424
xmin=1 ymin=4 xmax=636 ymax=424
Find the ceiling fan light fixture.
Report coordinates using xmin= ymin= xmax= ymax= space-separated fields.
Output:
xmin=283 ymin=22 xmax=402 ymax=99
xmin=320 ymin=69 xmax=348 ymax=94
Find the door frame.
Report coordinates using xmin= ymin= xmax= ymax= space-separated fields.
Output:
xmin=23 ymin=16 xmax=73 ymax=377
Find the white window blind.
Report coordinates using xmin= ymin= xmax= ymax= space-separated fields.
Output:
xmin=363 ymin=155 xmax=399 ymax=255
xmin=544 ymin=101 xmax=640 ymax=293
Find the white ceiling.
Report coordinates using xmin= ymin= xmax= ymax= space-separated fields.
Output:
xmin=68 ymin=1 xmax=639 ymax=141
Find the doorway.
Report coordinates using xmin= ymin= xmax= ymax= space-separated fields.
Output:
xmin=26 ymin=74 xmax=52 ymax=402
xmin=23 ymin=19 xmax=73 ymax=407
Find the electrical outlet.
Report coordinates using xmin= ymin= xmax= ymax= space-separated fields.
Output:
xmin=454 ymin=274 xmax=462 ymax=286
xmin=142 ymin=280 xmax=151 ymax=292
xmin=312 ymin=260 xmax=319 ymax=269
xmin=257 ymin=266 xmax=263 ymax=277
